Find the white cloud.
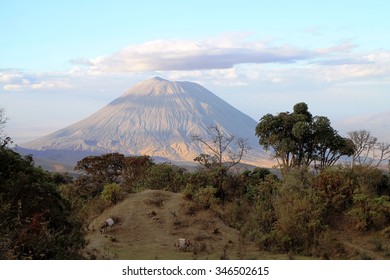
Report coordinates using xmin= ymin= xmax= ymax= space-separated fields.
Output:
xmin=89 ymin=36 xmax=316 ymax=72
xmin=3 ymin=84 xmax=23 ymax=91
xmin=2 ymin=35 xmax=390 ymax=94
xmin=310 ymin=50 xmax=390 ymax=83
xmin=1 ymin=70 xmax=72 ymax=91
xmin=0 ymin=72 xmax=24 ymax=83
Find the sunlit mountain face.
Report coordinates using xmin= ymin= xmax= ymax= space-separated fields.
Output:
xmin=22 ymin=77 xmax=272 ymax=167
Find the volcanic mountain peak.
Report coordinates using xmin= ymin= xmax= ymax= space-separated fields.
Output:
xmin=122 ymin=76 xmax=202 ymax=97
xmin=22 ymin=77 xmax=272 ymax=167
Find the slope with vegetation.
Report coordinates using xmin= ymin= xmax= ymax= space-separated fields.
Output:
xmin=1 ymin=103 xmax=390 ymax=259
xmin=0 ymin=108 xmax=85 ymax=259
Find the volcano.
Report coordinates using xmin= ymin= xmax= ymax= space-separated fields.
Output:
xmin=22 ymin=77 xmax=271 ymax=167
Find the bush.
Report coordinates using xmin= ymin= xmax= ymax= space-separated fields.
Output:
xmin=348 ymin=194 xmax=390 ymax=231
xmin=350 ymin=165 xmax=390 ymax=196
xmin=241 ymin=175 xmax=279 ymax=245
xmin=193 ymin=186 xmax=219 ymax=209
xmin=273 ymin=186 xmax=327 ymax=254
xmin=314 ymin=168 xmax=356 ymax=214
xmin=0 ymin=148 xmax=85 ymax=259
xmin=242 ymin=169 xmax=329 ymax=255
xmin=133 ymin=163 xmax=187 ymax=192
xmin=101 ymin=183 xmax=125 ymax=205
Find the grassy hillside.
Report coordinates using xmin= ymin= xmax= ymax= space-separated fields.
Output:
xmin=83 ymin=189 xmax=390 ymax=260
xmin=84 ymin=190 xmax=241 ymax=260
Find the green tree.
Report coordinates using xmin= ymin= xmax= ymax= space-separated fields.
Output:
xmin=74 ymin=153 xmax=126 ymax=198
xmin=312 ymin=116 xmax=355 ymax=170
xmin=0 ymin=147 xmax=84 ymax=259
xmin=122 ymin=155 xmax=155 ymax=192
xmin=75 ymin=153 xmax=125 ymax=185
xmin=255 ymin=102 xmax=354 ymax=171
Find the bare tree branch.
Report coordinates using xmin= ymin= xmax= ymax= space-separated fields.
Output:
xmin=192 ymin=125 xmax=251 ymax=171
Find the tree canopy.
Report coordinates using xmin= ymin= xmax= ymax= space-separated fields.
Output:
xmin=255 ymin=102 xmax=354 ymax=171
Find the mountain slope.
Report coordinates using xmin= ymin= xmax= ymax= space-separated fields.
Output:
xmin=23 ymin=77 xmax=271 ymax=166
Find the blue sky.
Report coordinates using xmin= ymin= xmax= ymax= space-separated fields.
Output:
xmin=1 ymin=0 xmax=390 ymax=143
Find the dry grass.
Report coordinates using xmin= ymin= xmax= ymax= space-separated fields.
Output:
xmin=82 ymin=189 xmax=389 ymax=260
xmin=83 ymin=189 xmax=243 ymax=259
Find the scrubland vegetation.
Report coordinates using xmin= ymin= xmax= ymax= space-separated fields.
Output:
xmin=1 ymin=105 xmax=389 ymax=259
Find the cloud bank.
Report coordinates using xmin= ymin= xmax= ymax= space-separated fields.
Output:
xmin=87 ymin=37 xmax=316 ymax=72
xmin=0 ymin=70 xmax=72 ymax=91
xmin=1 ymin=35 xmax=390 ymax=92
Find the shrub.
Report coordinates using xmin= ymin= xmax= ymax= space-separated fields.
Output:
xmin=273 ymin=186 xmax=327 ymax=254
xmin=244 ymin=169 xmax=329 ymax=255
xmin=133 ymin=163 xmax=187 ymax=192
xmin=348 ymin=194 xmax=390 ymax=231
xmin=0 ymin=148 xmax=85 ymax=259
xmin=314 ymin=168 xmax=356 ymax=214
xmin=193 ymin=186 xmax=219 ymax=209
xmin=101 ymin=183 xmax=124 ymax=205
xmin=122 ymin=155 xmax=154 ymax=192
xmin=241 ymin=175 xmax=279 ymax=246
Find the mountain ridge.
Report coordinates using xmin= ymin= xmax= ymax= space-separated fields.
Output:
xmin=22 ymin=77 xmax=272 ymax=167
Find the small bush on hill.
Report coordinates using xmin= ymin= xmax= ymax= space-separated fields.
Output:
xmin=193 ymin=186 xmax=220 ymax=209
xmin=101 ymin=183 xmax=125 ymax=205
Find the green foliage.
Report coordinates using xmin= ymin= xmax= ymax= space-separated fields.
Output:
xmin=348 ymin=194 xmax=390 ymax=231
xmin=183 ymin=170 xmax=211 ymax=200
xmin=243 ymin=167 xmax=276 ymax=181
xmin=0 ymin=147 xmax=84 ymax=259
xmin=235 ymin=165 xmax=390 ymax=256
xmin=255 ymin=102 xmax=354 ymax=171
xmin=122 ymin=155 xmax=154 ymax=192
xmin=349 ymin=165 xmax=390 ymax=195
xmin=192 ymin=186 xmax=219 ymax=209
xmin=314 ymin=168 xmax=356 ymax=214
xmin=270 ymin=171 xmax=328 ymax=253
xmin=101 ymin=183 xmax=124 ymax=205
xmin=242 ymin=175 xmax=279 ymax=246
xmin=133 ymin=163 xmax=187 ymax=193
xmin=73 ymin=153 xmax=125 ymax=202
xmin=72 ymin=154 xmax=155 ymax=198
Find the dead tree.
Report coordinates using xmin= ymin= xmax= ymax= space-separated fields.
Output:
xmin=192 ymin=125 xmax=250 ymax=171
